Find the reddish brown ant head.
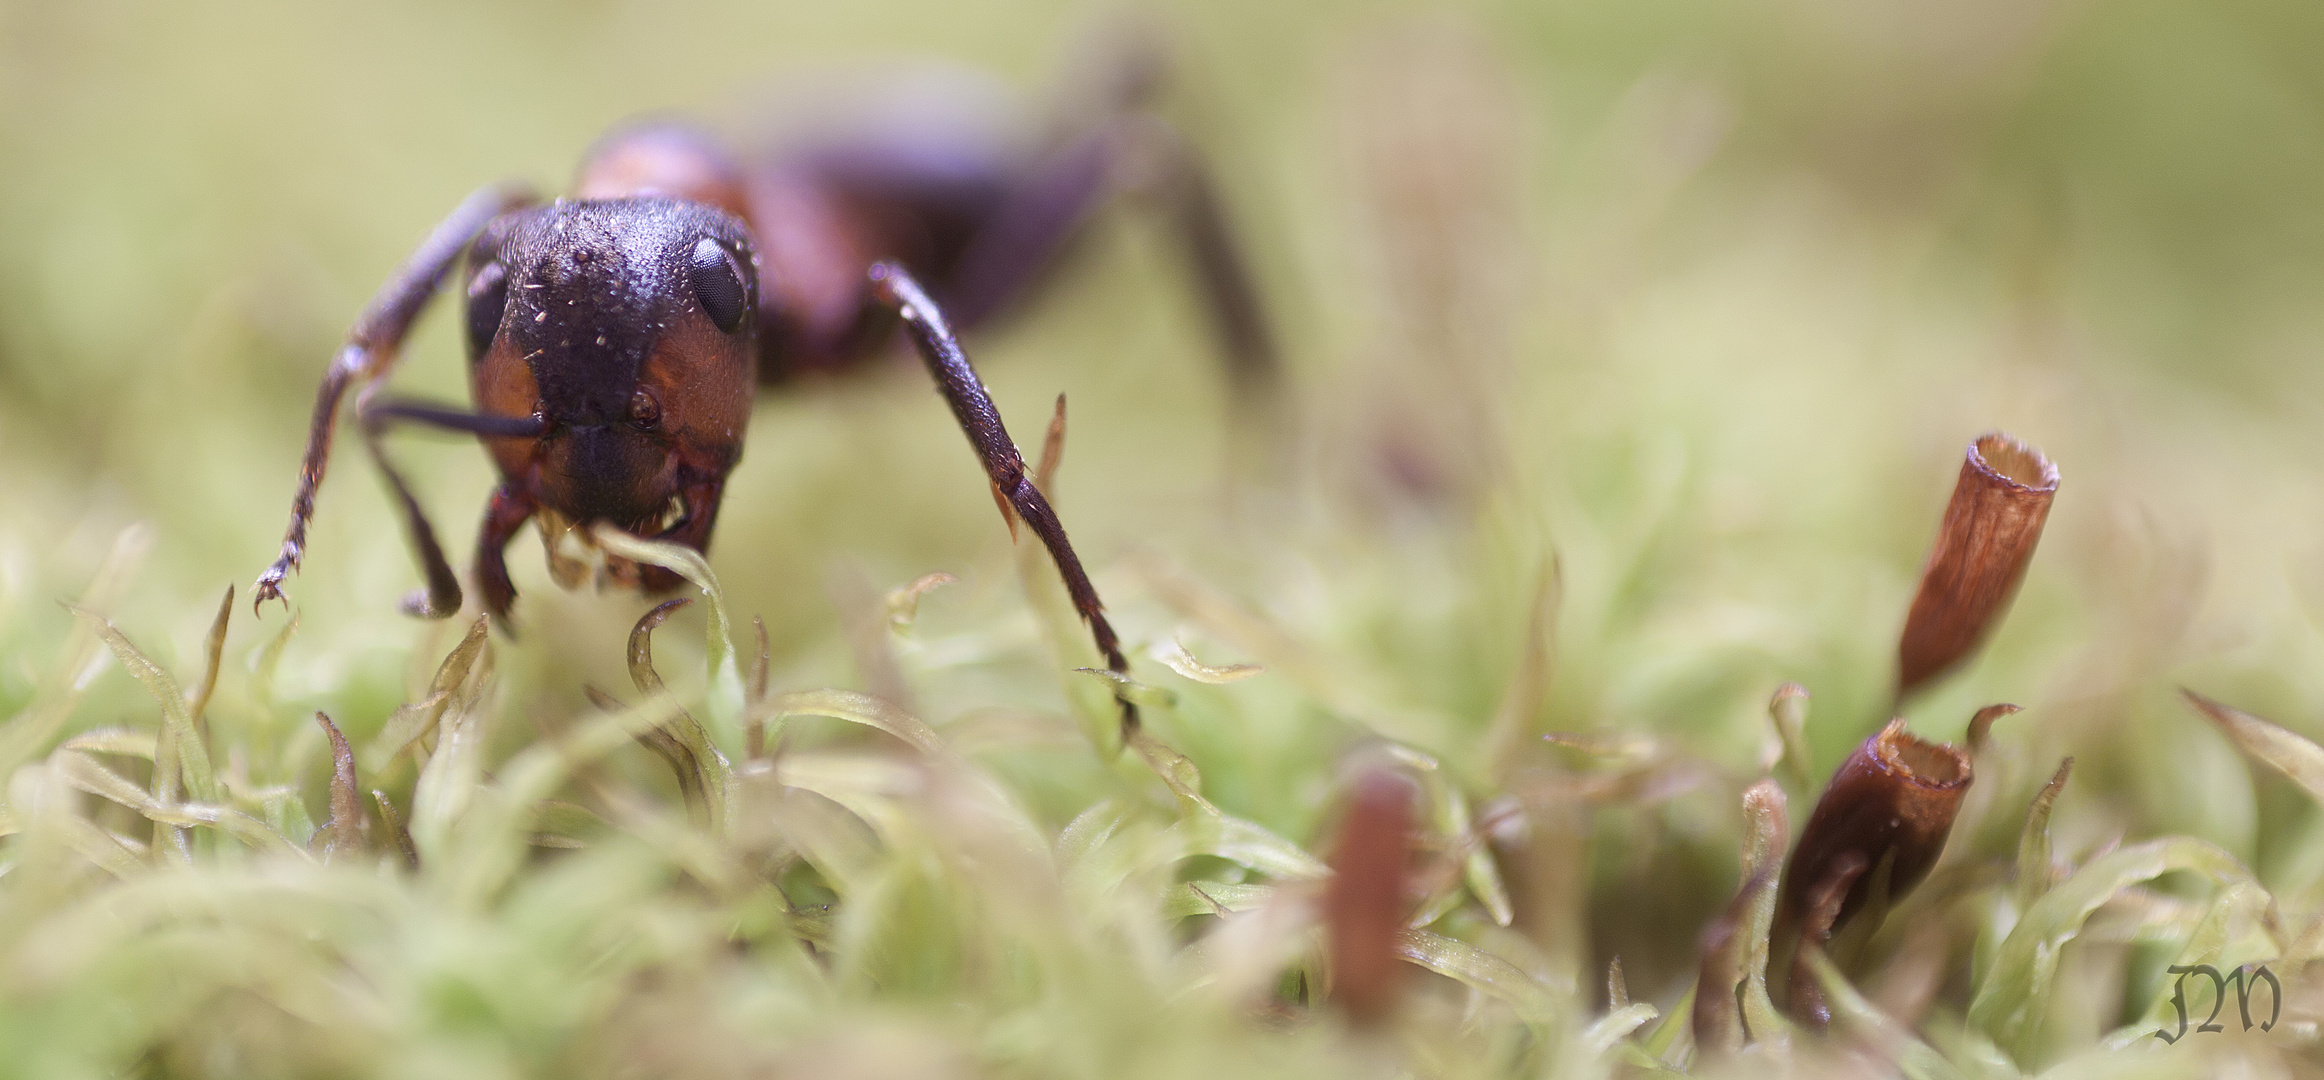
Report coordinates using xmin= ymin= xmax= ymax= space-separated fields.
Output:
xmin=464 ymin=198 xmax=759 ymax=533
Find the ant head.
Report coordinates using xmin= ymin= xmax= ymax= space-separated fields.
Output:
xmin=465 ymin=198 xmax=758 ymax=529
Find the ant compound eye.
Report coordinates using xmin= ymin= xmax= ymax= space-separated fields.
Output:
xmin=629 ymin=386 xmax=661 ymax=429
xmin=465 ymin=262 xmax=509 ymax=359
xmin=688 ymin=237 xmax=748 ymax=333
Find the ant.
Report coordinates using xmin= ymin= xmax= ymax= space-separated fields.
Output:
xmin=252 ymin=56 xmax=1279 ymax=726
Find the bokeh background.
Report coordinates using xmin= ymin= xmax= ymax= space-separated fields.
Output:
xmin=7 ymin=0 xmax=2324 ymax=1065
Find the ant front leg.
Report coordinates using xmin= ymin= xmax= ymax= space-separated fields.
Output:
xmin=356 ymin=393 xmax=549 ymax=618
xmin=867 ymin=262 xmax=1139 ymax=733
xmin=473 ymin=484 xmax=537 ymax=627
xmin=253 ymin=184 xmax=532 ymax=615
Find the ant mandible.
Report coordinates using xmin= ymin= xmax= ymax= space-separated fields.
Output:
xmin=251 ymin=59 xmax=1280 ymax=728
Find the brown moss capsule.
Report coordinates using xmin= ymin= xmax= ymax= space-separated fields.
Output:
xmin=1896 ymin=433 xmax=2058 ymax=698
xmin=1770 ymin=720 xmax=1971 ymax=1026
xmin=1323 ymin=767 xmax=1419 ymax=1028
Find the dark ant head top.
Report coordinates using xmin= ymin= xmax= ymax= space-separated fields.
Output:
xmin=465 ymin=198 xmax=759 ymax=530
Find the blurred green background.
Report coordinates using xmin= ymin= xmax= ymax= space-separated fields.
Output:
xmin=7 ymin=0 xmax=2324 ymax=1040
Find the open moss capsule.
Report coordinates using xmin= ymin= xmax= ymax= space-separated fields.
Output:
xmin=1770 ymin=720 xmax=1972 ymax=1025
xmin=1896 ymin=433 xmax=2059 ymax=699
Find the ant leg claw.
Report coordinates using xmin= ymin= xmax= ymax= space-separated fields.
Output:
xmin=251 ymin=557 xmax=297 ymax=616
xmin=399 ymin=587 xmax=459 ymax=620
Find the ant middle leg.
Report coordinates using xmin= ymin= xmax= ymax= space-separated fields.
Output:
xmin=867 ymin=262 xmax=1138 ymax=733
xmin=353 ymin=394 xmax=549 ymax=618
